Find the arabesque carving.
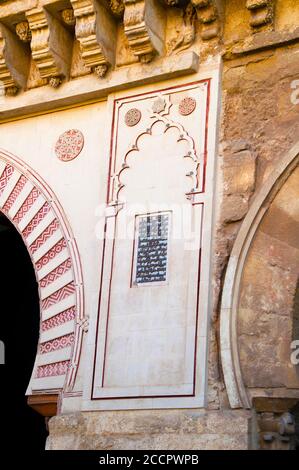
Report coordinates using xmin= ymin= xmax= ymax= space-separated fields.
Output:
xmin=0 ymin=30 xmax=19 ymax=96
xmin=166 ymin=3 xmax=196 ymax=55
xmin=15 ymin=21 xmax=32 ymax=42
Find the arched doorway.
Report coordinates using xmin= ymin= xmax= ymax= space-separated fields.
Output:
xmin=0 ymin=149 xmax=85 ymax=414
xmin=0 ymin=212 xmax=48 ymax=451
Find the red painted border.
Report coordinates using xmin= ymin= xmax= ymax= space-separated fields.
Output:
xmin=106 ymin=79 xmax=211 ymax=204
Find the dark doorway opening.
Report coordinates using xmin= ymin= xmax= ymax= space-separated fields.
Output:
xmin=0 ymin=212 xmax=48 ymax=452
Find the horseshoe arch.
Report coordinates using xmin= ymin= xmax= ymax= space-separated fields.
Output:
xmin=0 ymin=149 xmax=85 ymax=399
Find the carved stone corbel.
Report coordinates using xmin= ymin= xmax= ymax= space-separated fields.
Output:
xmin=123 ymin=0 xmax=166 ymax=63
xmin=70 ymin=0 xmax=117 ymax=78
xmin=0 ymin=23 xmax=31 ymax=95
xmin=26 ymin=7 xmax=73 ymax=87
xmin=191 ymin=0 xmax=222 ymax=40
xmin=246 ymin=0 xmax=274 ymax=29
xmin=0 ymin=32 xmax=18 ymax=96
xmin=251 ymin=398 xmax=299 ymax=450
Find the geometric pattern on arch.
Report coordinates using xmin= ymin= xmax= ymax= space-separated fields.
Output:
xmin=0 ymin=149 xmax=85 ymax=394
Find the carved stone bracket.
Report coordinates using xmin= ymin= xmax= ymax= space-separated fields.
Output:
xmin=26 ymin=7 xmax=73 ymax=86
xmin=251 ymin=398 xmax=299 ymax=450
xmin=0 ymin=23 xmax=31 ymax=95
xmin=123 ymin=0 xmax=165 ymax=63
xmin=191 ymin=0 xmax=222 ymax=40
xmin=70 ymin=0 xmax=117 ymax=78
xmin=0 ymin=32 xmax=18 ymax=96
xmin=246 ymin=0 xmax=275 ymax=29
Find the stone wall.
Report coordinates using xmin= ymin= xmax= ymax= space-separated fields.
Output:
xmin=47 ymin=410 xmax=250 ymax=450
xmin=209 ymin=27 xmax=299 ymax=412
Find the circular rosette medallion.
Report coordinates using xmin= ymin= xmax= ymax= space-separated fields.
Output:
xmin=179 ymin=97 xmax=197 ymax=116
xmin=55 ymin=129 xmax=84 ymax=162
xmin=125 ymin=108 xmax=142 ymax=127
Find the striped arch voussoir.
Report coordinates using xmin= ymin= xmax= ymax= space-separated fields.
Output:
xmin=0 ymin=150 xmax=85 ymax=395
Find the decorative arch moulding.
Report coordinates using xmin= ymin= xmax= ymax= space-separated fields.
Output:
xmin=220 ymin=141 xmax=299 ymax=410
xmin=107 ymin=79 xmax=211 ymax=206
xmin=0 ymin=149 xmax=86 ymax=396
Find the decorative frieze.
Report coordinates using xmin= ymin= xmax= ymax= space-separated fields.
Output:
xmin=123 ymin=0 xmax=165 ymax=63
xmin=191 ymin=0 xmax=222 ymax=40
xmin=26 ymin=7 xmax=73 ymax=86
xmin=246 ymin=0 xmax=274 ymax=29
xmin=70 ymin=0 xmax=117 ymax=77
xmin=0 ymin=0 xmax=291 ymax=99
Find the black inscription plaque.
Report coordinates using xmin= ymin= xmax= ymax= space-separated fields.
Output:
xmin=135 ymin=213 xmax=169 ymax=284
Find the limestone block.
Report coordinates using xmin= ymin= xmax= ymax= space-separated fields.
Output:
xmin=223 ymin=150 xmax=256 ymax=196
xmin=47 ymin=410 xmax=250 ymax=450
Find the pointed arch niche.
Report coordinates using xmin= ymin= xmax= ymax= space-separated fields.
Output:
xmin=85 ymin=78 xmax=219 ymax=410
xmin=0 ymin=149 xmax=85 ymax=399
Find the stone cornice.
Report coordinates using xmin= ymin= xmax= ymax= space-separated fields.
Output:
xmin=0 ymin=50 xmax=199 ymax=121
xmin=225 ymin=27 xmax=299 ymax=59
xmin=0 ymin=21 xmax=31 ymax=94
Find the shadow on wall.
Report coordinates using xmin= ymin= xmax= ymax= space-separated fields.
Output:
xmin=0 ymin=212 xmax=48 ymax=451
